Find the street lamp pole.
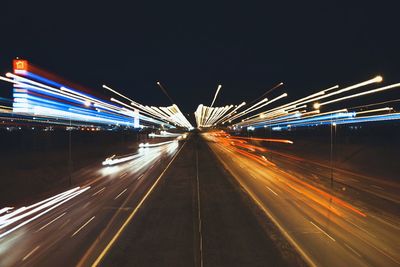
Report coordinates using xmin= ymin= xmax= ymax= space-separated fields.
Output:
xmin=68 ymin=115 xmax=72 ymax=187
xmin=330 ymin=120 xmax=336 ymax=190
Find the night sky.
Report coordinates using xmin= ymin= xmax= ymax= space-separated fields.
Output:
xmin=1 ymin=1 xmax=399 ymax=114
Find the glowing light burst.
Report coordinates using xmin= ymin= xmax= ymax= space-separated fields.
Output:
xmin=0 ymin=71 xmax=138 ymax=128
xmin=0 ymin=61 xmax=192 ymax=130
xmin=227 ymin=75 xmax=400 ymax=130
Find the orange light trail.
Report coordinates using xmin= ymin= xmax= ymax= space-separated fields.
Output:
xmin=229 ymin=136 xmax=294 ymax=144
xmin=210 ymin=132 xmax=366 ymax=218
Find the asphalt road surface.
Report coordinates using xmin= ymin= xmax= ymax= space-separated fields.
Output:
xmin=1 ymin=132 xmax=398 ymax=267
xmin=205 ymin=132 xmax=400 ymax=267
xmin=102 ymin=134 xmax=300 ymax=267
xmin=0 ymin=138 xmax=183 ymax=267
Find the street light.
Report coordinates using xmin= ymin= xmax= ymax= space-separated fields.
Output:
xmin=68 ymin=113 xmax=72 ymax=187
xmin=329 ymin=120 xmax=337 ymax=190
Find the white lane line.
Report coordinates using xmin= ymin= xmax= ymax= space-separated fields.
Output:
xmin=114 ymin=189 xmax=127 ymax=200
xmin=265 ymin=186 xmax=278 ymax=196
xmin=71 ymin=216 xmax=95 ymax=237
xmin=137 ymin=174 xmax=144 ymax=180
xmin=344 ymin=243 xmax=362 ymax=258
xmin=196 ymin=147 xmax=204 ymax=267
xmin=249 ymin=173 xmax=258 ymax=180
xmin=309 ymin=221 xmax=336 ymax=242
xmin=120 ymin=172 xmax=128 ymax=179
xmin=92 ymin=187 xmax=106 ymax=197
xmin=37 ymin=212 xmax=66 ymax=232
xmin=22 ymin=245 xmax=40 ymax=261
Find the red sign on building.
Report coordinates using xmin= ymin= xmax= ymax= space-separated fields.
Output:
xmin=13 ymin=59 xmax=28 ymax=73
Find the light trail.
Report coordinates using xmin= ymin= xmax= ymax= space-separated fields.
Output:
xmin=195 ymin=104 xmax=238 ymax=128
xmin=355 ymin=107 xmax=393 ymax=115
xmin=210 ymin=84 xmax=222 ymax=107
xmin=208 ymin=131 xmax=368 ymax=218
xmin=226 ymin=75 xmax=400 ymax=130
xmin=318 ymin=82 xmax=400 ymax=106
xmin=216 ymin=101 xmax=246 ymax=124
xmin=205 ymin=130 xmax=400 ymax=266
xmin=229 ymin=136 xmax=294 ymax=144
xmin=102 ymin=153 xmax=142 ymax=166
xmin=0 ymin=187 xmax=82 ymax=227
xmin=0 ymin=207 xmax=13 ymax=216
xmin=0 ymin=60 xmax=194 ymax=130
xmin=90 ymin=141 xmax=187 ymax=267
xmin=1 ymin=73 xmax=137 ymax=128
xmin=102 ymin=137 xmax=180 ymax=166
xmin=149 ymin=131 xmax=183 ymax=138
xmin=139 ymin=140 xmax=177 ymax=148
xmin=0 ymin=186 xmax=90 ymax=239
xmin=105 ymin=84 xmax=192 ymax=129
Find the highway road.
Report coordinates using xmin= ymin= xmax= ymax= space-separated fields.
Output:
xmin=205 ymin=132 xmax=400 ymax=267
xmin=1 ymin=131 xmax=398 ymax=267
xmin=101 ymin=134 xmax=298 ymax=267
xmin=0 ymin=137 xmax=185 ymax=267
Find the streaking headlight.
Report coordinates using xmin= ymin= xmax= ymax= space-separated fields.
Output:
xmin=102 ymin=154 xmax=116 ymax=165
xmin=139 ymin=143 xmax=150 ymax=148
